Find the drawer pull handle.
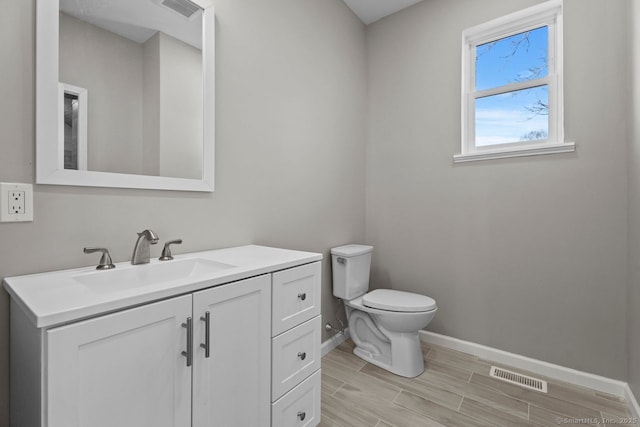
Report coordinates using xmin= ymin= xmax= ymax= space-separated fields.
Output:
xmin=297 ymin=411 xmax=306 ymax=421
xmin=298 ymin=293 xmax=307 ymax=301
xmin=298 ymin=351 xmax=306 ymax=360
xmin=200 ymin=311 xmax=210 ymax=358
xmin=181 ymin=317 xmax=193 ymax=367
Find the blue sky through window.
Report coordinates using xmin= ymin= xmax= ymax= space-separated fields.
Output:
xmin=475 ymin=26 xmax=549 ymax=146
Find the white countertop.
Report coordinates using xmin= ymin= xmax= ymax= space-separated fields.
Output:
xmin=3 ymin=245 xmax=322 ymax=328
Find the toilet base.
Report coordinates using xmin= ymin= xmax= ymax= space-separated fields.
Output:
xmin=352 ymin=332 xmax=425 ymax=378
xmin=345 ymin=298 xmax=433 ymax=378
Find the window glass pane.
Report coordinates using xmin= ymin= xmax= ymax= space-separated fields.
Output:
xmin=475 ymin=85 xmax=549 ymax=147
xmin=476 ymin=26 xmax=548 ymax=92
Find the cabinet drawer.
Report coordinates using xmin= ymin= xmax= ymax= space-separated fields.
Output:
xmin=272 ymin=316 xmax=321 ymax=400
xmin=271 ymin=369 xmax=321 ymax=427
xmin=272 ymin=262 xmax=321 ymax=336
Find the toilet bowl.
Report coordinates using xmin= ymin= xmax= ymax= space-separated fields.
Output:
xmin=331 ymin=245 xmax=437 ymax=378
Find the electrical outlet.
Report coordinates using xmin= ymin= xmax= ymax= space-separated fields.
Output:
xmin=9 ymin=191 xmax=25 ymax=215
xmin=0 ymin=183 xmax=33 ymax=222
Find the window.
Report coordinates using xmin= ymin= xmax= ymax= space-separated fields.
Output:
xmin=455 ymin=0 xmax=574 ymax=163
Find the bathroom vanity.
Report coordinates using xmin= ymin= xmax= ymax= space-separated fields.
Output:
xmin=3 ymin=245 xmax=322 ymax=427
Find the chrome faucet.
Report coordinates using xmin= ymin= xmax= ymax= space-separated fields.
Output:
xmin=131 ymin=229 xmax=159 ymax=265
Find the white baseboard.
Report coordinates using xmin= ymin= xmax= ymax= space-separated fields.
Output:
xmin=321 ymin=328 xmax=350 ymax=357
xmin=419 ymin=330 xmax=629 ymax=398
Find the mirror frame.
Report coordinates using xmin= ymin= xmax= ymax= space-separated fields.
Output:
xmin=36 ymin=0 xmax=215 ymax=192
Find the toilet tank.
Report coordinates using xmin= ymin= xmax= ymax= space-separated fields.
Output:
xmin=331 ymin=244 xmax=373 ymax=300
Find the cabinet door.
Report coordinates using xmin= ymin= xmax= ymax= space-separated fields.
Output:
xmin=192 ymin=275 xmax=271 ymax=427
xmin=46 ymin=294 xmax=192 ymax=427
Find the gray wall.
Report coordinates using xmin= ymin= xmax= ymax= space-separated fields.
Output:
xmin=157 ymin=32 xmax=203 ymax=180
xmin=143 ymin=32 xmax=161 ymax=177
xmin=60 ymin=12 xmax=145 ymax=175
xmin=142 ymin=31 xmax=204 ymax=180
xmin=0 ymin=0 xmax=366 ymax=425
xmin=628 ymin=0 xmax=640 ymax=397
xmin=365 ymin=0 xmax=629 ymax=380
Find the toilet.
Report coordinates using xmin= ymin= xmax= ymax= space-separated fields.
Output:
xmin=331 ymin=244 xmax=437 ymax=378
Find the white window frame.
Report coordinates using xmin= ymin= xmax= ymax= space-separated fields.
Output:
xmin=455 ymin=0 xmax=574 ymax=163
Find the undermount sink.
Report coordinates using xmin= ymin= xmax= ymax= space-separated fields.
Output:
xmin=73 ymin=258 xmax=236 ymax=292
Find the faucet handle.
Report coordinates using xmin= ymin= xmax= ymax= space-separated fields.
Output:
xmin=159 ymin=239 xmax=183 ymax=261
xmin=84 ymin=247 xmax=116 ymax=270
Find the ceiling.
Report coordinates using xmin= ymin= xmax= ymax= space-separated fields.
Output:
xmin=342 ymin=0 xmax=424 ymax=25
xmin=59 ymin=0 xmax=204 ymax=49
xmin=61 ymin=0 xmax=422 ymax=46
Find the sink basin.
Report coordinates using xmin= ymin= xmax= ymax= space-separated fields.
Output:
xmin=73 ymin=258 xmax=235 ymax=292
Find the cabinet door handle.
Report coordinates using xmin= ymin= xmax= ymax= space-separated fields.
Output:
xmin=297 ymin=351 xmax=306 ymax=361
xmin=297 ymin=293 xmax=306 ymax=301
xmin=200 ymin=311 xmax=210 ymax=358
xmin=297 ymin=411 xmax=306 ymax=421
xmin=181 ymin=317 xmax=193 ymax=367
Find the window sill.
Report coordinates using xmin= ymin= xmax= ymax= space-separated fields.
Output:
xmin=453 ymin=141 xmax=575 ymax=163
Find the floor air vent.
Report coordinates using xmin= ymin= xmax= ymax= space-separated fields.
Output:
xmin=489 ymin=366 xmax=548 ymax=393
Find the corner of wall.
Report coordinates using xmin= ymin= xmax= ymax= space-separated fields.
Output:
xmin=627 ymin=0 xmax=640 ymax=399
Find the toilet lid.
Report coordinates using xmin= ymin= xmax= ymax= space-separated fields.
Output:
xmin=331 ymin=244 xmax=373 ymax=257
xmin=362 ymin=289 xmax=436 ymax=312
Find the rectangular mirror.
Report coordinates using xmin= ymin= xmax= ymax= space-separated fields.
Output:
xmin=36 ymin=0 xmax=215 ymax=192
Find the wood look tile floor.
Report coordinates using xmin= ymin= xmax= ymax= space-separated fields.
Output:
xmin=320 ymin=339 xmax=635 ymax=427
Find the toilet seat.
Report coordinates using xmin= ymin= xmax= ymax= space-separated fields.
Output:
xmin=362 ymin=289 xmax=436 ymax=313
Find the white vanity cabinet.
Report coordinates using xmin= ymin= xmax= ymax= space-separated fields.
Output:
xmin=45 ymin=274 xmax=271 ymax=427
xmin=4 ymin=245 xmax=322 ymax=427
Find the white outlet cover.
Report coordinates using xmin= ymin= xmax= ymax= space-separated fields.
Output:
xmin=0 ymin=183 xmax=33 ymax=222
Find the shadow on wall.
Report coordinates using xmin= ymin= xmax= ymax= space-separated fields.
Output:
xmin=369 ymin=265 xmax=391 ymax=291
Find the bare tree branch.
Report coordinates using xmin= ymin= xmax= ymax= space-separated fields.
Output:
xmin=521 ymin=129 xmax=548 ymax=141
